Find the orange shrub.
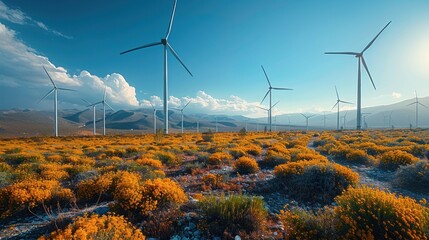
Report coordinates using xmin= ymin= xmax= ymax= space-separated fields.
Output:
xmin=39 ymin=213 xmax=145 ymax=240
xmin=234 ymin=156 xmax=259 ymax=174
xmin=208 ymin=152 xmax=232 ymax=165
xmin=335 ymin=186 xmax=429 ymax=239
xmin=202 ymin=173 xmax=223 ymax=189
xmin=345 ymin=149 xmax=371 ymax=164
xmin=379 ymin=150 xmax=419 ymax=170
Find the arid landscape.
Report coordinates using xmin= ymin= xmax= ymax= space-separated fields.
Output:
xmin=0 ymin=129 xmax=428 ymax=239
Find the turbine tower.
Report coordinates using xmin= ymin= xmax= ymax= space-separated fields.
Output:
xmin=301 ymin=113 xmax=315 ymax=131
xmin=256 ymin=101 xmax=280 ymax=129
xmin=82 ymin=99 xmax=102 ymax=135
xmin=40 ymin=66 xmax=75 ymax=137
xmin=325 ymin=21 xmax=391 ymax=130
xmin=174 ymin=100 xmax=191 ymax=134
xmin=120 ymin=0 xmax=193 ymax=134
xmin=100 ymin=87 xmax=114 ymax=136
xmin=260 ymin=65 xmax=292 ymax=132
xmin=407 ymin=91 xmax=428 ymax=128
xmin=331 ymin=86 xmax=353 ymax=130
xmin=150 ymin=103 xmax=157 ymax=134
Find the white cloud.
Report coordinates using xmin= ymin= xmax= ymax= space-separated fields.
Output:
xmin=140 ymin=90 xmax=268 ymax=117
xmin=0 ymin=1 xmax=71 ymax=39
xmin=0 ymin=22 xmax=138 ymax=108
xmin=392 ymin=92 xmax=401 ymax=99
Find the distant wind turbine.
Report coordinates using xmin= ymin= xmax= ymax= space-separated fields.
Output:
xmin=361 ymin=113 xmax=371 ymax=129
xmin=120 ymin=0 xmax=193 ymax=134
xmin=341 ymin=111 xmax=348 ymax=129
xmin=331 ymin=86 xmax=353 ymax=130
xmin=407 ymin=91 xmax=428 ymax=128
xmin=301 ymin=113 xmax=315 ymax=131
xmin=40 ymin=66 xmax=75 ymax=137
xmin=150 ymin=102 xmax=157 ymax=134
xmin=99 ymin=87 xmax=114 ymax=136
xmin=82 ymin=99 xmax=102 ymax=135
xmin=256 ymin=101 xmax=280 ymax=128
xmin=174 ymin=100 xmax=191 ymax=134
xmin=260 ymin=65 xmax=292 ymax=132
xmin=325 ymin=21 xmax=391 ymax=130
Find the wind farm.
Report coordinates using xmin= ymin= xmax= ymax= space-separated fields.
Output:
xmin=1 ymin=1 xmax=429 ymax=240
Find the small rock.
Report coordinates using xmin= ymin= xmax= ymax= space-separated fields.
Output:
xmin=234 ymin=235 xmax=241 ymax=240
xmin=213 ymin=237 xmax=221 ymax=240
xmin=188 ymin=222 xmax=196 ymax=230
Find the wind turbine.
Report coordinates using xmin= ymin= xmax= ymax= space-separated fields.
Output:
xmin=174 ymin=100 xmax=191 ymax=134
xmin=256 ymin=101 xmax=280 ymax=127
xmin=361 ymin=113 xmax=371 ymax=129
xmin=341 ymin=111 xmax=348 ymax=129
xmin=40 ymin=66 xmax=75 ymax=137
xmin=120 ymin=0 xmax=193 ymax=134
xmin=301 ymin=113 xmax=315 ymax=131
xmin=82 ymin=99 xmax=102 ymax=135
xmin=99 ymin=87 xmax=114 ymax=136
xmin=407 ymin=91 xmax=428 ymax=128
xmin=260 ymin=65 xmax=293 ymax=132
xmin=331 ymin=86 xmax=353 ymax=130
xmin=325 ymin=21 xmax=391 ymax=130
xmin=150 ymin=103 xmax=157 ymax=134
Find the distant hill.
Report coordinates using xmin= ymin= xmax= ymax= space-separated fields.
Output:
xmin=1 ymin=96 xmax=428 ymax=137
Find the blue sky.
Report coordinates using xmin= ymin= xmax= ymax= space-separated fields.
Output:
xmin=1 ymin=0 xmax=429 ymax=117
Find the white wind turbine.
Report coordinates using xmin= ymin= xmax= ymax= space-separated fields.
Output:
xmin=407 ymin=91 xmax=428 ymax=128
xmin=301 ymin=113 xmax=315 ymax=131
xmin=120 ymin=0 xmax=193 ymax=134
xmin=40 ymin=66 xmax=75 ymax=137
xmin=325 ymin=21 xmax=391 ymax=130
xmin=256 ymin=101 xmax=280 ymax=130
xmin=150 ymin=102 xmax=157 ymax=134
xmin=174 ymin=100 xmax=191 ymax=134
xmin=82 ymin=99 xmax=102 ymax=135
xmin=331 ymin=86 xmax=353 ymax=130
xmin=99 ymin=87 xmax=114 ymax=136
xmin=260 ymin=65 xmax=292 ymax=132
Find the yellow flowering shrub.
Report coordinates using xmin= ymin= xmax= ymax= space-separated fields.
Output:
xmin=234 ymin=156 xmax=259 ymax=174
xmin=208 ymin=152 xmax=232 ymax=165
xmin=202 ymin=173 xmax=224 ymax=189
xmin=379 ymin=150 xmax=419 ymax=170
xmin=345 ymin=149 xmax=371 ymax=165
xmin=274 ymin=160 xmax=359 ymax=203
xmin=76 ymin=172 xmax=117 ymax=201
xmin=0 ymin=179 xmax=74 ymax=217
xmin=39 ymin=213 xmax=145 ymax=240
xmin=394 ymin=160 xmax=429 ymax=193
xmin=135 ymin=157 xmax=163 ymax=169
xmin=335 ymin=186 xmax=429 ymax=239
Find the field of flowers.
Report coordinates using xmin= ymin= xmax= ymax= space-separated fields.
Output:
xmin=0 ymin=129 xmax=428 ymax=239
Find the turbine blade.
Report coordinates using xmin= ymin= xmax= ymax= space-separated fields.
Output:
xmin=272 ymin=87 xmax=293 ymax=90
xmin=120 ymin=42 xmax=162 ymax=55
xmin=105 ymin=102 xmax=114 ymax=111
xmin=182 ymin=100 xmax=191 ymax=110
xmin=150 ymin=102 xmax=155 ymax=110
xmin=261 ymin=65 xmax=272 ymax=87
xmin=331 ymin=101 xmax=339 ymax=111
xmin=261 ymin=90 xmax=270 ymax=103
xmin=407 ymin=102 xmax=417 ymax=106
xmin=43 ymin=66 xmax=57 ymax=88
xmin=300 ymin=113 xmax=306 ymax=118
xmin=335 ymin=86 xmax=339 ymax=100
xmin=57 ymin=88 xmax=76 ymax=92
xmin=167 ymin=43 xmax=193 ymax=76
xmin=39 ymin=88 xmax=55 ymax=103
xmin=324 ymin=52 xmax=359 ymax=55
xmin=104 ymin=86 xmax=107 ymax=101
xmin=255 ymin=106 xmax=268 ymax=111
xmin=165 ymin=0 xmax=177 ymax=39
xmin=419 ymin=102 xmax=429 ymax=109
xmin=361 ymin=56 xmax=376 ymax=90
xmin=340 ymin=100 xmax=353 ymax=105
xmin=361 ymin=21 xmax=392 ymax=53
xmin=81 ymin=99 xmax=91 ymax=106
xmin=271 ymin=101 xmax=280 ymax=109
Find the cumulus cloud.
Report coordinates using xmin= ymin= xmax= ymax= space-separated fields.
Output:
xmin=0 ymin=0 xmax=71 ymax=39
xmin=0 ymin=22 xmax=138 ymax=108
xmin=392 ymin=92 xmax=401 ymax=99
xmin=140 ymin=90 xmax=270 ymax=117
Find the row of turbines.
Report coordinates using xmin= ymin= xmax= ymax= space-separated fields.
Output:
xmin=39 ymin=0 xmax=426 ymax=136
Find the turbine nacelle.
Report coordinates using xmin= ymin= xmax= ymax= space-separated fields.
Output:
xmin=161 ymin=39 xmax=167 ymax=45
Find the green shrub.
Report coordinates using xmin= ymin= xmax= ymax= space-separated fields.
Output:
xmin=393 ymin=160 xmax=429 ymax=193
xmin=379 ymin=150 xmax=419 ymax=170
xmin=200 ymin=193 xmax=267 ymax=237
xmin=156 ymin=151 xmax=182 ymax=167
